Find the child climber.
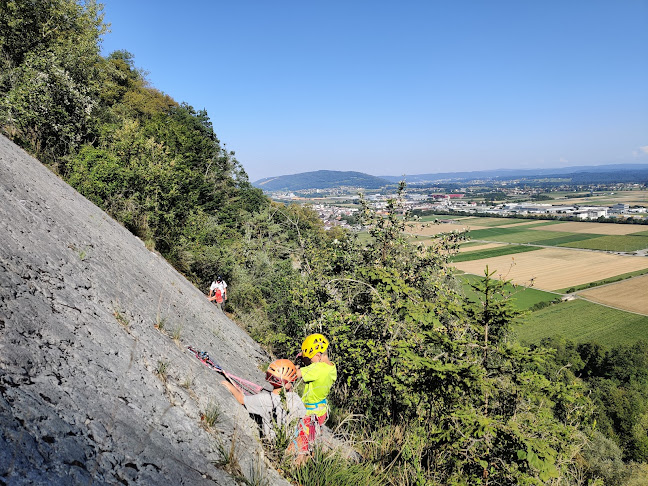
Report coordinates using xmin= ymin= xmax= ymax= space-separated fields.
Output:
xmin=294 ymin=333 xmax=337 ymax=463
xmin=221 ymin=359 xmax=306 ymax=442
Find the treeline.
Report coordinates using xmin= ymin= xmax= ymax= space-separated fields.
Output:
xmin=2 ymin=2 xmax=647 ymax=484
xmin=538 ymin=338 xmax=648 ymax=475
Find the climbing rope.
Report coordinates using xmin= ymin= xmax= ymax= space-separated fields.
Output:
xmin=187 ymin=346 xmax=263 ymax=395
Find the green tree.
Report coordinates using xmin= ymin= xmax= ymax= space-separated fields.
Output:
xmin=0 ymin=0 xmax=106 ymax=162
xmin=260 ymin=184 xmax=594 ymax=484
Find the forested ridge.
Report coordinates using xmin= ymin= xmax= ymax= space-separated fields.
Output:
xmin=254 ymin=170 xmax=391 ymax=191
xmin=1 ymin=1 xmax=647 ymax=484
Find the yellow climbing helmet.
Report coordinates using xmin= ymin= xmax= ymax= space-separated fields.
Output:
xmin=266 ymin=359 xmax=298 ymax=386
xmin=301 ymin=333 xmax=329 ymax=359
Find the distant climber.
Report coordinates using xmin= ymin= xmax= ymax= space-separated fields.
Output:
xmin=208 ymin=275 xmax=227 ymax=305
xmin=221 ymin=359 xmax=306 ymax=443
xmin=293 ymin=333 xmax=337 ymax=464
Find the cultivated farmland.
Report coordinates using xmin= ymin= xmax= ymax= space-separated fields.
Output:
xmin=529 ymin=221 xmax=648 ymax=235
xmin=559 ymin=234 xmax=648 ymax=252
xmin=459 ymin=242 xmax=506 ymax=252
xmin=578 ymin=274 xmax=648 ymax=315
xmin=452 ymin=245 xmax=541 ymax=262
xmin=406 ymin=217 xmax=553 ymax=236
xmin=408 ymin=219 xmax=648 ymax=253
xmin=455 ymin=217 xmax=532 ymax=227
xmin=407 ymin=222 xmax=484 ymax=235
xmin=514 ymin=299 xmax=648 ymax=346
xmin=452 ymin=247 xmax=648 ymax=291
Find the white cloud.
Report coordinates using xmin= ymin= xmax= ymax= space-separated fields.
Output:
xmin=559 ymin=157 xmax=568 ymax=163
xmin=632 ymin=146 xmax=648 ymax=157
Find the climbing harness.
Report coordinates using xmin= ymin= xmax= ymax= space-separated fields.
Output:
xmin=187 ymin=346 xmax=263 ymax=395
xmin=304 ymin=398 xmax=328 ymax=414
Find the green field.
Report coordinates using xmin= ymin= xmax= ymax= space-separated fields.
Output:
xmin=459 ymin=241 xmax=492 ymax=248
xmin=466 ymin=225 xmax=648 ymax=251
xmin=559 ymin=234 xmax=648 ymax=252
xmin=452 ymin=245 xmax=541 ymax=262
xmin=529 ymin=233 xmax=599 ymax=246
xmin=459 ymin=274 xmax=559 ymax=311
xmin=469 ymin=227 xmax=589 ymax=244
xmin=513 ymin=299 xmax=648 ymax=346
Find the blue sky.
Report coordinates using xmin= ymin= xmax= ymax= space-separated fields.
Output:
xmin=100 ymin=1 xmax=648 ymax=182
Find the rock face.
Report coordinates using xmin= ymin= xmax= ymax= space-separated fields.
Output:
xmin=0 ymin=134 xmax=290 ymax=485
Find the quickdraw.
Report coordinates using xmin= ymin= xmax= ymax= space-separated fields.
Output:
xmin=187 ymin=346 xmax=263 ymax=395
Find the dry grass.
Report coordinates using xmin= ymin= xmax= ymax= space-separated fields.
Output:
xmin=577 ymin=274 xmax=648 ymax=315
xmin=406 ymin=222 xmax=486 ymax=236
xmin=453 ymin=247 xmax=648 ymax=291
xmin=459 ymin=242 xmax=506 ymax=252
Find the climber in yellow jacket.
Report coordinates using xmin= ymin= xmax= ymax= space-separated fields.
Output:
xmin=294 ymin=333 xmax=337 ymax=463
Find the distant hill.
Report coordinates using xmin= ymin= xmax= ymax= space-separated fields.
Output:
xmin=254 ymin=164 xmax=648 ymax=191
xmin=253 ymin=170 xmax=391 ymax=191
xmin=380 ymin=164 xmax=648 ymax=183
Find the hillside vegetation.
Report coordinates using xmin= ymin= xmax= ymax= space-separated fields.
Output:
xmin=2 ymin=1 xmax=647 ymax=484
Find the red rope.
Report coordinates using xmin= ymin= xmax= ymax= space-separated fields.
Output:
xmin=188 ymin=346 xmax=264 ymax=395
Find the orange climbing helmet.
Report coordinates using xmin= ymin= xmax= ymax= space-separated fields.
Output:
xmin=266 ymin=359 xmax=298 ymax=387
xmin=301 ymin=333 xmax=329 ymax=359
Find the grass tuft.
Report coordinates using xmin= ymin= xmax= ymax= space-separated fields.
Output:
xmin=172 ymin=326 xmax=182 ymax=342
xmin=213 ymin=426 xmax=244 ymax=479
xmin=113 ymin=309 xmax=129 ymax=327
xmin=155 ymin=360 xmax=169 ymax=382
xmin=287 ymin=448 xmax=387 ymax=486
xmin=202 ymin=401 xmax=221 ymax=428
xmin=154 ymin=315 xmax=166 ymax=331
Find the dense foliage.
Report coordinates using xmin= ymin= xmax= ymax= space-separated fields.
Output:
xmin=2 ymin=2 xmax=647 ymax=484
xmin=254 ymin=190 xmax=602 ymax=484
xmin=539 ymin=338 xmax=648 ymax=462
xmin=0 ymin=0 xmax=267 ymax=292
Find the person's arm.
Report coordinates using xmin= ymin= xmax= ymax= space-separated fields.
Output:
xmin=221 ymin=380 xmax=244 ymax=405
xmin=297 ymin=362 xmax=314 ymax=380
